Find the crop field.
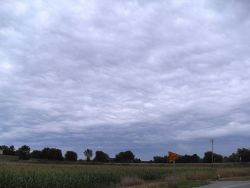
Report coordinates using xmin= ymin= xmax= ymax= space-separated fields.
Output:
xmin=0 ymin=162 xmax=250 ymax=188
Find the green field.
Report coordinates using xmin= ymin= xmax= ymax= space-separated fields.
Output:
xmin=0 ymin=155 xmax=19 ymax=161
xmin=0 ymin=162 xmax=250 ymax=188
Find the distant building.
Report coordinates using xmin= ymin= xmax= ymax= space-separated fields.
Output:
xmin=0 ymin=149 xmax=3 ymax=155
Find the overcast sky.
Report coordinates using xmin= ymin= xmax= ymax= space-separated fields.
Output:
xmin=1 ymin=0 xmax=250 ymax=160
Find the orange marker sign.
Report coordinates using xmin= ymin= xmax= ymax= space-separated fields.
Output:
xmin=168 ymin=151 xmax=180 ymax=163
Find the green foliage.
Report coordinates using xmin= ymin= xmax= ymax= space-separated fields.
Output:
xmin=203 ymin=151 xmax=223 ymax=163
xmin=153 ymin=156 xmax=167 ymax=163
xmin=84 ymin=149 xmax=93 ymax=162
xmin=115 ymin=150 xmax=135 ymax=163
xmin=30 ymin=150 xmax=42 ymax=159
xmin=0 ymin=145 xmax=16 ymax=155
xmin=41 ymin=148 xmax=63 ymax=161
xmin=1 ymin=162 xmax=249 ymax=188
xmin=237 ymin=148 xmax=250 ymax=162
xmin=17 ymin=145 xmax=30 ymax=160
xmin=134 ymin=158 xmax=141 ymax=163
xmin=65 ymin=151 xmax=78 ymax=161
xmin=224 ymin=152 xmax=240 ymax=162
xmin=176 ymin=154 xmax=200 ymax=163
xmin=94 ymin=151 xmax=109 ymax=162
xmin=0 ymin=163 xmax=170 ymax=188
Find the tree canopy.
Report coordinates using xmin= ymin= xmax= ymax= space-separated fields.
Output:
xmin=203 ymin=151 xmax=223 ymax=163
xmin=65 ymin=151 xmax=78 ymax=161
xmin=115 ymin=150 xmax=135 ymax=163
xmin=84 ymin=149 xmax=93 ymax=161
xmin=94 ymin=151 xmax=109 ymax=162
xmin=17 ymin=145 xmax=30 ymax=160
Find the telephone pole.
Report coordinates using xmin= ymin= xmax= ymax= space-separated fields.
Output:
xmin=211 ymin=139 xmax=214 ymax=166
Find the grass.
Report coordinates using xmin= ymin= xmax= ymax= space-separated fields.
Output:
xmin=217 ymin=167 xmax=250 ymax=178
xmin=0 ymin=162 xmax=169 ymax=188
xmin=0 ymin=155 xmax=18 ymax=161
xmin=0 ymin=162 xmax=249 ymax=188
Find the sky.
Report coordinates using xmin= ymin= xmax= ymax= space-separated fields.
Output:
xmin=1 ymin=0 xmax=250 ymax=160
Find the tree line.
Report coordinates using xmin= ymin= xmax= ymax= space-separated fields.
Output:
xmin=153 ymin=149 xmax=250 ymax=163
xmin=0 ymin=145 xmax=139 ymax=162
xmin=1 ymin=145 xmax=250 ymax=163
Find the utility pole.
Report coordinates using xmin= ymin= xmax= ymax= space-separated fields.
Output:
xmin=211 ymin=139 xmax=214 ymax=166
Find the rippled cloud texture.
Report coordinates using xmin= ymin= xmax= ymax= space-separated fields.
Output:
xmin=1 ymin=0 xmax=250 ymax=159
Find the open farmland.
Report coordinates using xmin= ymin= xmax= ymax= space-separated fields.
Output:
xmin=0 ymin=162 xmax=250 ymax=188
xmin=0 ymin=162 xmax=171 ymax=188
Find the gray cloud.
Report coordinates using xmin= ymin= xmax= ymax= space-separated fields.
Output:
xmin=1 ymin=0 xmax=250 ymax=159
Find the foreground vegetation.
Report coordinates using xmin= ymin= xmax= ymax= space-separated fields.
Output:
xmin=0 ymin=162 xmax=169 ymax=188
xmin=0 ymin=162 xmax=250 ymax=188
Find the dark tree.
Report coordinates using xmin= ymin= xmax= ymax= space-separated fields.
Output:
xmin=203 ymin=151 xmax=213 ymax=163
xmin=84 ymin=149 xmax=93 ymax=162
xmin=153 ymin=156 xmax=167 ymax=163
xmin=190 ymin=154 xmax=200 ymax=163
xmin=94 ymin=151 xmax=109 ymax=162
xmin=213 ymin=153 xmax=223 ymax=163
xmin=134 ymin=158 xmax=141 ymax=163
xmin=237 ymin=148 xmax=250 ymax=162
xmin=176 ymin=154 xmax=200 ymax=163
xmin=203 ymin=151 xmax=223 ymax=163
xmin=115 ymin=150 xmax=135 ymax=163
xmin=0 ymin=145 xmax=8 ymax=155
xmin=30 ymin=150 xmax=42 ymax=159
xmin=0 ymin=145 xmax=16 ymax=155
xmin=65 ymin=151 xmax=78 ymax=161
xmin=9 ymin=145 xmax=16 ymax=155
xmin=41 ymin=148 xmax=63 ymax=161
xmin=17 ymin=145 xmax=30 ymax=160
xmin=225 ymin=152 xmax=240 ymax=162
